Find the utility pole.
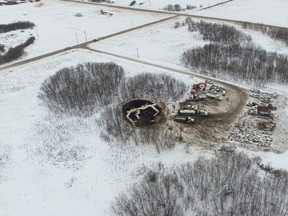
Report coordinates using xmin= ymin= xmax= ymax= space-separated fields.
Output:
xmin=75 ymin=33 xmax=79 ymax=43
xmin=136 ymin=48 xmax=139 ymax=58
xmin=84 ymin=30 xmax=87 ymax=41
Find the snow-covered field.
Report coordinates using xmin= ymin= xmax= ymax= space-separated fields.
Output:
xmin=194 ymin=0 xmax=288 ymax=28
xmin=98 ymin=0 xmax=227 ymax=9
xmin=0 ymin=0 xmax=168 ymax=60
xmin=1 ymin=0 xmax=288 ymax=215
xmin=0 ymin=49 xmax=213 ymax=216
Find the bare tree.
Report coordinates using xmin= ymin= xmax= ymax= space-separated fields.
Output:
xmin=113 ymin=152 xmax=288 ymax=216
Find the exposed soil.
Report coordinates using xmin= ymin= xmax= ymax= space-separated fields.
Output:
xmin=169 ymin=82 xmax=249 ymax=146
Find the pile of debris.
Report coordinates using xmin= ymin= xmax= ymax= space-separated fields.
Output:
xmin=228 ymin=89 xmax=278 ymax=150
xmin=228 ymin=118 xmax=273 ymax=149
xmin=247 ymin=89 xmax=278 ymax=131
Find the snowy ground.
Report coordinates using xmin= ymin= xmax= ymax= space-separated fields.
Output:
xmin=0 ymin=49 xmax=213 ymax=216
xmin=1 ymin=0 xmax=288 ymax=215
xmin=0 ymin=0 xmax=168 ymax=60
xmin=82 ymin=0 xmax=227 ymax=10
xmin=194 ymin=0 xmax=288 ymax=28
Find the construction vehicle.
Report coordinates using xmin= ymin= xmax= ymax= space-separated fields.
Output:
xmin=198 ymin=110 xmax=209 ymax=116
xmin=192 ymin=82 xmax=207 ymax=91
xmin=178 ymin=109 xmax=208 ymax=116
xmin=174 ymin=115 xmax=194 ymax=124
xmin=247 ymin=101 xmax=258 ymax=107
xmin=186 ymin=94 xmax=207 ymax=101
xmin=248 ymin=108 xmax=258 ymax=115
xmin=179 ymin=109 xmax=196 ymax=115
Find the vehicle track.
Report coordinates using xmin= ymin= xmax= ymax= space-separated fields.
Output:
xmin=65 ymin=0 xmax=288 ymax=31
xmin=85 ymin=47 xmax=248 ymax=125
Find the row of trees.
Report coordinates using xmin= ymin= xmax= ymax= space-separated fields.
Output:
xmin=181 ymin=43 xmax=288 ymax=85
xmin=0 ymin=36 xmax=35 ymax=65
xmin=119 ymin=73 xmax=188 ymax=103
xmin=113 ymin=152 xmax=288 ymax=216
xmin=0 ymin=21 xmax=35 ymax=33
xmin=180 ymin=19 xmax=288 ymax=85
xmin=242 ymin=23 xmax=288 ymax=46
xmin=185 ymin=18 xmax=251 ymax=44
xmin=163 ymin=4 xmax=196 ymax=11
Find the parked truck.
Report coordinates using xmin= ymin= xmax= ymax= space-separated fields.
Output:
xmin=206 ymin=93 xmax=223 ymax=101
xmin=174 ymin=115 xmax=194 ymax=124
xmin=179 ymin=109 xmax=196 ymax=115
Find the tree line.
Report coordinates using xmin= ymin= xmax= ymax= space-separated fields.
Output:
xmin=185 ymin=18 xmax=251 ymax=44
xmin=242 ymin=23 xmax=288 ymax=46
xmin=0 ymin=36 xmax=35 ymax=65
xmin=0 ymin=21 xmax=35 ymax=34
xmin=113 ymin=152 xmax=288 ymax=216
xmin=180 ymin=18 xmax=288 ymax=85
xmin=181 ymin=43 xmax=288 ymax=85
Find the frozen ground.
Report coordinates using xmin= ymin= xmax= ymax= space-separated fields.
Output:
xmin=194 ymin=0 xmax=288 ymax=28
xmin=90 ymin=16 xmax=288 ymax=90
xmin=1 ymin=0 xmax=288 ymax=215
xmin=0 ymin=0 xmax=168 ymax=60
xmin=0 ymin=49 xmax=213 ymax=216
xmin=97 ymin=0 xmax=227 ymax=9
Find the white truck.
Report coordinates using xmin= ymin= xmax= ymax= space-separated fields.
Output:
xmin=174 ymin=116 xmax=195 ymax=124
xmin=206 ymin=93 xmax=223 ymax=101
xmin=179 ymin=109 xmax=196 ymax=115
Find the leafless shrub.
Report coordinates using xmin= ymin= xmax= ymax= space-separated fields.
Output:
xmin=163 ymin=4 xmax=182 ymax=11
xmin=0 ymin=146 xmax=10 ymax=181
xmin=0 ymin=44 xmax=5 ymax=53
xmin=186 ymin=4 xmax=196 ymax=10
xmin=174 ymin=21 xmax=181 ymax=29
xmin=99 ymin=105 xmax=176 ymax=152
xmin=38 ymin=62 xmax=125 ymax=116
xmin=113 ymin=152 xmax=288 ymax=216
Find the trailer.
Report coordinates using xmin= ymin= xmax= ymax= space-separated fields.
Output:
xmin=179 ymin=109 xmax=196 ymax=115
xmin=206 ymin=93 xmax=223 ymax=101
xmin=174 ymin=115 xmax=194 ymax=124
